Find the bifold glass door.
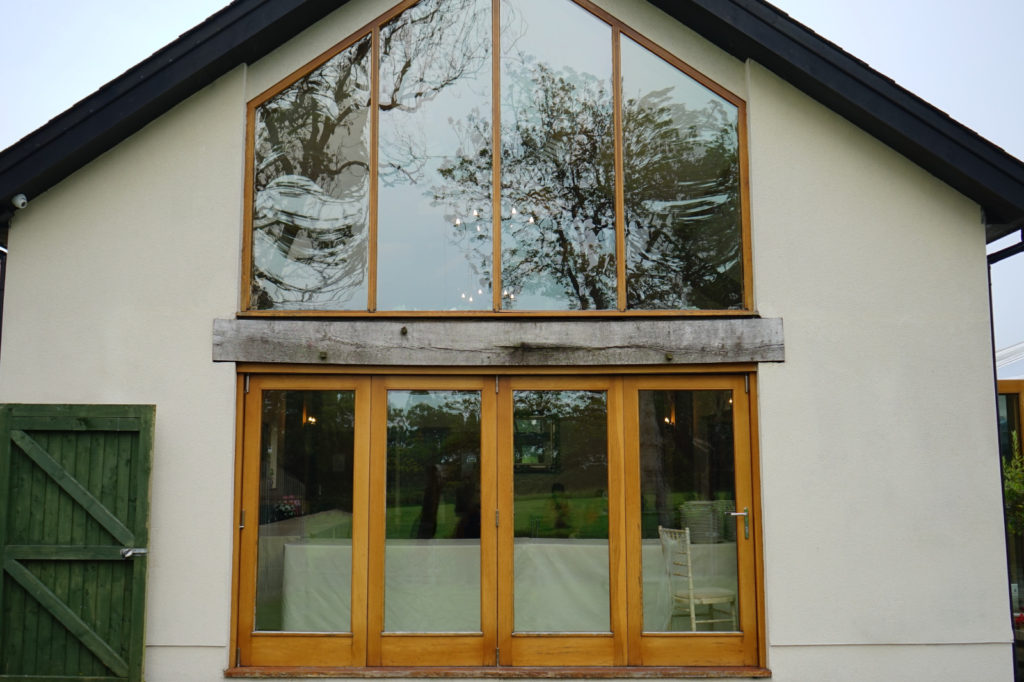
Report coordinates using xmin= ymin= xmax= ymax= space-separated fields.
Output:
xmin=238 ymin=376 xmax=371 ymax=666
xmin=237 ymin=374 xmax=759 ymax=667
xmin=623 ymin=376 xmax=758 ymax=665
xmin=497 ymin=377 xmax=625 ymax=665
xmin=369 ymin=377 xmax=497 ymax=665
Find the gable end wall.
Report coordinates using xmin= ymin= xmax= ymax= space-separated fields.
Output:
xmin=0 ymin=2 xmax=1008 ymax=680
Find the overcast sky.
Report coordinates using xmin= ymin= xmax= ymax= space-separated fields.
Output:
xmin=1 ymin=0 xmax=1021 ymax=350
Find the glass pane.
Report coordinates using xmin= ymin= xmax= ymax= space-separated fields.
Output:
xmin=621 ymin=36 xmax=742 ymax=310
xmin=377 ymin=0 xmax=493 ymax=311
xmin=999 ymin=394 xmax=1024 ymax=615
xmin=999 ymin=394 xmax=1021 ymax=461
xmin=256 ymin=390 xmax=356 ymax=632
xmin=385 ymin=390 xmax=482 ymax=631
xmin=499 ymin=0 xmax=616 ymax=310
xmin=513 ymin=390 xmax=609 ymax=632
xmin=252 ymin=38 xmax=372 ymax=310
xmin=638 ymin=390 xmax=738 ymax=632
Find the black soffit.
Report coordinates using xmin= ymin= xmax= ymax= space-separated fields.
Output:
xmin=1 ymin=0 xmax=1022 ymax=240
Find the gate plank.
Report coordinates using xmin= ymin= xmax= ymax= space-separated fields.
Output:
xmin=38 ymin=433 xmax=61 ymax=672
xmin=27 ymin=447 xmax=45 ymax=671
xmin=95 ymin=435 xmax=116 ymax=655
xmin=5 ymin=546 xmax=125 ymax=561
xmin=55 ymin=432 xmax=74 ymax=672
xmin=3 ymin=558 xmax=129 ymax=678
xmin=126 ymin=418 xmax=153 ymax=680
xmin=10 ymin=431 xmax=133 ymax=546
xmin=11 ymin=416 xmax=141 ymax=431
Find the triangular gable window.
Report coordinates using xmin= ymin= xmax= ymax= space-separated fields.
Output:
xmin=246 ymin=0 xmax=749 ymax=313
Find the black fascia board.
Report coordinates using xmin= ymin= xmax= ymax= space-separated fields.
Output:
xmin=0 ymin=0 xmax=346 ymax=213
xmin=649 ymin=0 xmax=1024 ymax=241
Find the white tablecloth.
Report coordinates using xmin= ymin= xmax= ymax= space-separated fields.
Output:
xmin=278 ymin=538 xmax=736 ymax=632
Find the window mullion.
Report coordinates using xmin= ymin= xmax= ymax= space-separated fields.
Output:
xmin=367 ymin=25 xmax=380 ymax=313
xmin=480 ymin=375 xmax=500 ymax=662
xmin=351 ymin=377 xmax=373 ymax=665
xmin=620 ymin=378 xmax=644 ymax=665
xmin=612 ymin=27 xmax=627 ymax=312
xmin=495 ymin=375 xmax=515 ymax=662
xmin=607 ymin=376 xmax=629 ymax=664
xmin=491 ymin=0 xmax=502 ymax=312
xmin=365 ymin=376 xmax=387 ymax=664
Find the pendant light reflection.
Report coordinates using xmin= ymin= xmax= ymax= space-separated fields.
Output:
xmin=301 ymin=399 xmax=317 ymax=426
xmin=448 ymin=207 xmax=543 ymax=306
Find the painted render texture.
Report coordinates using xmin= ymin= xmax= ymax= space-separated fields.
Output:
xmin=0 ymin=0 xmax=1011 ymax=680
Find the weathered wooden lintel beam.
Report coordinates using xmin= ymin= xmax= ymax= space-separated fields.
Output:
xmin=212 ymin=317 xmax=784 ymax=366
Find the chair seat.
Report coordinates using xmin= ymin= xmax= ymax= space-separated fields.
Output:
xmin=673 ymin=586 xmax=735 ymax=605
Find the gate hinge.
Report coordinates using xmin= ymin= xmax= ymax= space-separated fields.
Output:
xmin=744 ymin=375 xmax=749 ymax=393
xmin=120 ymin=548 xmax=148 ymax=559
xmin=236 ymin=647 xmax=241 ymax=666
xmin=240 ymin=510 xmax=246 ymax=530
xmin=244 ymin=375 xmax=250 ymax=394
xmin=495 ymin=510 xmax=499 ymax=527
xmin=496 ymin=646 xmax=500 ymax=665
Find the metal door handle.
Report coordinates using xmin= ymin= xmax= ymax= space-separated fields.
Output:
xmin=729 ymin=508 xmax=749 ymax=539
xmin=120 ymin=548 xmax=148 ymax=559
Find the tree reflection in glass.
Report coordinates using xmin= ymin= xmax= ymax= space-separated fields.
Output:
xmin=497 ymin=0 xmax=616 ymax=310
xmin=385 ymin=390 xmax=482 ymax=632
xmin=512 ymin=390 xmax=610 ymax=632
xmin=252 ymin=0 xmax=746 ymax=313
xmin=376 ymin=0 xmax=492 ymax=311
xmin=621 ymin=37 xmax=742 ymax=310
xmin=252 ymin=37 xmax=372 ymax=310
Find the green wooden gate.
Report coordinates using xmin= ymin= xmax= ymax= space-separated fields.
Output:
xmin=0 ymin=405 xmax=154 ymax=681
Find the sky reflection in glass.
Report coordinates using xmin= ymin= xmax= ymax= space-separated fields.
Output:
xmin=376 ymin=0 xmax=493 ymax=311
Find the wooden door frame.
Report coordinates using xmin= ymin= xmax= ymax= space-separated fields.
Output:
xmin=231 ymin=369 xmax=765 ymax=669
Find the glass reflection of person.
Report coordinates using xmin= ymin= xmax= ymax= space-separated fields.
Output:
xmin=454 ymin=467 xmax=480 ymax=539
xmin=550 ymin=482 xmax=570 ymax=537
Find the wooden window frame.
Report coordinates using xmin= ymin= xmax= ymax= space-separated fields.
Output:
xmin=240 ymin=0 xmax=753 ymax=318
xmin=231 ymin=368 xmax=765 ymax=671
xmin=1001 ymin=380 xmax=1024 ymax=414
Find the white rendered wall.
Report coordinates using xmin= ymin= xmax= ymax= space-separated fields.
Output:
xmin=0 ymin=67 xmax=248 ymax=674
xmin=0 ymin=1 xmax=1012 ymax=680
xmin=747 ymin=62 xmax=1010 ymax=680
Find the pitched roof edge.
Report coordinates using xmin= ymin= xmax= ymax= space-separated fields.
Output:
xmin=1 ymin=0 xmax=1022 ymax=241
xmin=0 ymin=0 xmax=344 ymax=211
xmin=651 ymin=0 xmax=1024 ymax=240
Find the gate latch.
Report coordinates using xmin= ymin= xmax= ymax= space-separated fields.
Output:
xmin=120 ymin=548 xmax=148 ymax=559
